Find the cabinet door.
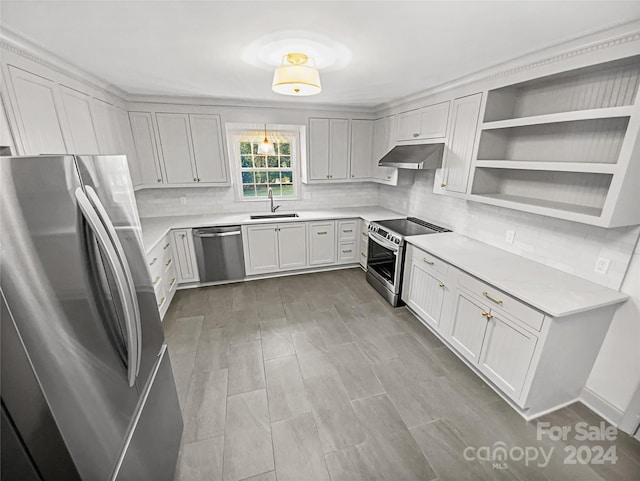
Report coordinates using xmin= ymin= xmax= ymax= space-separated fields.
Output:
xmin=308 ymin=221 xmax=336 ymax=265
xmin=114 ymin=108 xmax=141 ymax=187
xmin=449 ymin=291 xmax=489 ymax=363
xmin=349 ymin=120 xmax=372 ymax=179
xmin=171 ymin=229 xmax=199 ymax=283
xmin=277 ymin=223 xmax=307 ymax=270
xmin=418 ymin=101 xmax=450 ymax=139
xmin=59 ymin=85 xmax=100 ymax=153
xmin=329 ymin=119 xmax=349 ymax=180
xmin=130 ymin=112 xmax=163 ymax=185
xmin=442 ymin=93 xmax=482 ymax=193
xmin=0 ymin=96 xmax=16 ymax=154
xmin=8 ymin=66 xmax=67 ymax=154
xmin=406 ymin=262 xmax=446 ymax=330
xmin=396 ymin=109 xmax=421 ymax=141
xmin=478 ymin=313 xmax=537 ymax=399
xmin=308 ymin=118 xmax=330 ymax=180
xmin=338 ymin=242 xmax=357 ymax=263
xmin=189 ymin=114 xmax=227 ymax=184
xmin=245 ymin=224 xmax=279 ymax=274
xmin=156 ymin=113 xmax=197 ymax=184
xmin=372 ymin=115 xmax=397 ymax=184
xmin=91 ymin=98 xmax=122 ymax=154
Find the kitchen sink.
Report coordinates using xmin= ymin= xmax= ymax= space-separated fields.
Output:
xmin=250 ymin=213 xmax=299 ymax=220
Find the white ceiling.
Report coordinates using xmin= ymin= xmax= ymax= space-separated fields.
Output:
xmin=2 ymin=1 xmax=640 ymax=107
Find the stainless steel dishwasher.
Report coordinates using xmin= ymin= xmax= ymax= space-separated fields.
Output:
xmin=192 ymin=226 xmax=246 ymax=283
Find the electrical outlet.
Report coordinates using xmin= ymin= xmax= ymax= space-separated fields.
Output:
xmin=505 ymin=230 xmax=516 ymax=244
xmin=180 ymin=196 xmax=187 ymax=205
xmin=594 ymin=257 xmax=610 ymax=275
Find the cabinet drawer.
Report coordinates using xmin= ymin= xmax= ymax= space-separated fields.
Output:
xmin=359 ymin=249 xmax=368 ymax=266
xmin=154 ymin=282 xmax=167 ymax=310
xmin=164 ymin=265 xmax=178 ymax=296
xmin=411 ymin=250 xmax=448 ymax=277
xmin=338 ymin=220 xmax=357 ymax=242
xmin=458 ymin=272 xmax=544 ymax=331
xmin=338 ymin=242 xmax=357 ymax=262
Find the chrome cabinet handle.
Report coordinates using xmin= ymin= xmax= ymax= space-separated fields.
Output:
xmin=165 ymin=258 xmax=172 ymax=267
xmin=361 ymin=231 xmax=367 ymax=236
xmin=482 ymin=291 xmax=503 ymax=305
xmin=413 ymin=133 xmax=420 ymax=137
xmin=163 ymin=242 xmax=170 ymax=250
xmin=342 ymin=249 xmax=352 ymax=253
xmin=317 ymin=231 xmax=328 ymax=235
xmin=76 ymin=188 xmax=138 ymax=387
xmin=149 ymin=257 xmax=158 ymax=266
xmin=169 ymin=278 xmax=176 ymax=287
xmin=422 ymin=257 xmax=434 ymax=265
xmin=361 ymin=252 xmax=367 ymax=257
xmin=157 ymin=296 xmax=166 ymax=307
xmin=153 ymin=276 xmax=160 ymax=285
xmin=439 ymin=282 xmax=445 ymax=287
xmin=441 ymin=183 xmax=447 ymax=188
xmin=343 ymin=229 xmax=353 ymax=233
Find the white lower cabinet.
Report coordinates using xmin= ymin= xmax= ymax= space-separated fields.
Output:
xmin=146 ymin=233 xmax=179 ymax=319
xmin=478 ymin=312 xmax=537 ymax=399
xmin=405 ymin=261 xmax=446 ymax=330
xmin=244 ymin=224 xmax=280 ymax=274
xmin=244 ymin=223 xmax=308 ymax=275
xmin=277 ymin=223 xmax=307 ymax=270
xmin=358 ymin=220 xmax=369 ymax=268
xmin=308 ymin=221 xmax=336 ymax=265
xmin=449 ymin=291 xmax=490 ymax=363
xmin=171 ymin=229 xmax=199 ymax=283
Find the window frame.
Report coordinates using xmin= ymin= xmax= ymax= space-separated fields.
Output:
xmin=226 ymin=123 xmax=303 ymax=202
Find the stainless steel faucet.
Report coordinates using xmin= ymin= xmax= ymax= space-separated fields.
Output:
xmin=267 ymin=187 xmax=280 ymax=213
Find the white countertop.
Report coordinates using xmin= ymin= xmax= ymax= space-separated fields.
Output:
xmin=406 ymin=232 xmax=627 ymax=318
xmin=140 ymin=206 xmax=402 ymax=252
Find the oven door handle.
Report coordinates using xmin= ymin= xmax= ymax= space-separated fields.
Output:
xmin=369 ymin=231 xmax=400 ymax=252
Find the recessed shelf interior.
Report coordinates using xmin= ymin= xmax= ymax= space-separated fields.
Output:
xmin=484 ymin=55 xmax=640 ymax=122
xmin=477 ymin=117 xmax=629 ymax=163
xmin=471 ymin=168 xmax=612 ymax=216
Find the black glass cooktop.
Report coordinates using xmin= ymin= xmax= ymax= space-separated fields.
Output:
xmin=375 ymin=217 xmax=451 ymax=237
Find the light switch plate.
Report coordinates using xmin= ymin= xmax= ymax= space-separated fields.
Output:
xmin=594 ymin=257 xmax=610 ymax=275
xmin=505 ymin=230 xmax=516 ymax=244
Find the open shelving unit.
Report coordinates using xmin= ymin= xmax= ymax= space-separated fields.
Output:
xmin=467 ymin=55 xmax=640 ymax=227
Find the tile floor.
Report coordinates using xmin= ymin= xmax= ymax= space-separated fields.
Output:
xmin=163 ymin=268 xmax=640 ymax=481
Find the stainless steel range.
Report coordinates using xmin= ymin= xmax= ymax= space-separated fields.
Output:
xmin=366 ymin=217 xmax=451 ymax=306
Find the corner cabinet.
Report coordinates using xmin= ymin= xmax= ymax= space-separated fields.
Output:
xmin=129 ymin=112 xmax=164 ymax=185
xmin=402 ymin=242 xmax=620 ymax=419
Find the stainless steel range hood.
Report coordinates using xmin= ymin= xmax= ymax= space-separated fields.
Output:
xmin=378 ymin=143 xmax=444 ymax=169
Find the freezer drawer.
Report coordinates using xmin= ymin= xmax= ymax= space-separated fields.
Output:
xmin=114 ymin=345 xmax=183 ymax=481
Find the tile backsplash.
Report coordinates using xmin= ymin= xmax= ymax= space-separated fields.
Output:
xmin=135 ymin=182 xmax=380 ymax=217
xmin=379 ymin=171 xmax=639 ymax=290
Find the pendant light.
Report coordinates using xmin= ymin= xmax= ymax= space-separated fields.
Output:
xmin=257 ymin=124 xmax=275 ymax=155
xmin=272 ymin=52 xmax=322 ymax=96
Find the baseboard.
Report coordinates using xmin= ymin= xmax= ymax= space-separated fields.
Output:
xmin=580 ymin=386 xmax=624 ymax=427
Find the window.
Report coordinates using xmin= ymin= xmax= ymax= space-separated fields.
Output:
xmin=227 ymin=124 xmax=301 ymax=200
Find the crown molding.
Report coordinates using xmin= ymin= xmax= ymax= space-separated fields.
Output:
xmin=126 ymin=93 xmax=375 ymax=114
xmin=375 ymin=19 xmax=640 ymax=113
xmin=0 ymin=27 xmax=129 ymax=102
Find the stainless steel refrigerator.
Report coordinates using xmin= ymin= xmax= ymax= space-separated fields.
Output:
xmin=0 ymin=155 xmax=183 ymax=480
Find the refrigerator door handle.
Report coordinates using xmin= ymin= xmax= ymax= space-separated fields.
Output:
xmin=75 ymin=187 xmax=138 ymax=387
xmin=84 ymin=186 xmax=142 ymax=378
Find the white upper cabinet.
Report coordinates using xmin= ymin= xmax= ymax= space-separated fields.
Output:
xmin=308 ymin=118 xmax=350 ymax=181
xmin=156 ymin=113 xmax=197 ymax=184
xmin=114 ymin=108 xmax=141 ymax=186
xmin=372 ymin=115 xmax=398 ymax=185
xmin=7 ymin=66 xmax=67 ymax=154
xmin=349 ymin=119 xmax=373 ymax=180
xmin=188 ymin=114 xmax=228 ymax=184
xmin=0 ymin=96 xmax=16 ymax=154
xmin=439 ymin=93 xmax=483 ymax=194
xmin=59 ymin=85 xmax=100 ymax=154
xmin=155 ymin=112 xmax=228 ymax=186
xmin=129 ymin=112 xmax=163 ymax=185
xmin=396 ymin=101 xmax=450 ymax=142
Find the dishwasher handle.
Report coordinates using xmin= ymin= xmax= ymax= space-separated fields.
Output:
xmin=193 ymin=230 xmax=242 ymax=237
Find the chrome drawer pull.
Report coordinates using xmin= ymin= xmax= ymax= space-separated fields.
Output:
xmin=165 ymin=258 xmax=172 ymax=267
xmin=342 ymin=249 xmax=352 ymax=253
xmin=317 ymin=231 xmax=328 ymax=235
xmin=438 ymin=282 xmax=445 ymax=288
xmin=361 ymin=252 xmax=367 ymax=257
xmin=157 ymin=296 xmax=166 ymax=307
xmin=149 ymin=257 xmax=158 ymax=266
xmin=343 ymin=229 xmax=353 ymax=233
xmin=422 ymin=257 xmax=434 ymax=265
xmin=482 ymin=291 xmax=503 ymax=305
xmin=163 ymin=242 xmax=171 ymax=250
xmin=169 ymin=278 xmax=176 ymax=287
xmin=153 ymin=276 xmax=160 ymax=285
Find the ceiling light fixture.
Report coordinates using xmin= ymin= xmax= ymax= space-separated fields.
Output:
xmin=257 ymin=124 xmax=275 ymax=155
xmin=272 ymin=53 xmax=322 ymax=96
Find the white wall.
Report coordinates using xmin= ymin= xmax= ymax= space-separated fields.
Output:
xmin=586 ymin=242 xmax=640 ymax=416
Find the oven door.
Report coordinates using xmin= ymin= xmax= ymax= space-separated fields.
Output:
xmin=367 ymin=232 xmax=404 ymax=294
